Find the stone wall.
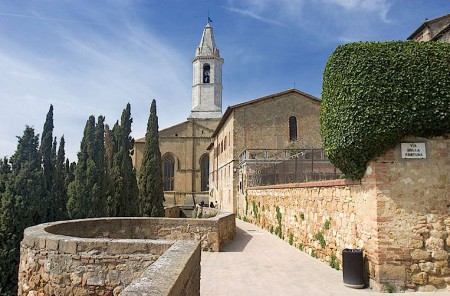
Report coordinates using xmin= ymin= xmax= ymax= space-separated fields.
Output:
xmin=165 ymin=206 xmax=181 ymax=218
xmin=43 ymin=214 xmax=235 ymax=252
xmin=245 ymin=136 xmax=449 ymax=292
xmin=122 ymin=241 xmax=200 ymax=296
xmin=245 ymin=179 xmax=371 ymax=277
xmin=19 ymin=214 xmax=235 ymax=295
xmin=365 ymin=136 xmax=449 ymax=292
xmin=18 ymin=221 xmax=174 ymax=295
xmin=147 ymin=212 xmax=235 ymax=252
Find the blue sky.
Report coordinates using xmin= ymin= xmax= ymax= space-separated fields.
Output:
xmin=0 ymin=0 xmax=448 ymax=161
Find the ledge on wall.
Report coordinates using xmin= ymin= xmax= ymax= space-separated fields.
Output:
xmin=248 ymin=179 xmax=361 ymax=190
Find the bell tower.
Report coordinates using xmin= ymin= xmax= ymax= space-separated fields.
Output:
xmin=189 ymin=20 xmax=223 ymax=119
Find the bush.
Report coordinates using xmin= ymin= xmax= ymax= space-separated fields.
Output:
xmin=329 ymin=252 xmax=340 ymax=270
xmin=252 ymin=200 xmax=258 ymax=218
xmin=322 ymin=41 xmax=450 ymax=179
xmin=315 ymin=231 xmax=326 ymax=248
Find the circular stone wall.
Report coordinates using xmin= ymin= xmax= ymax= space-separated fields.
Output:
xmin=18 ymin=218 xmax=174 ymax=296
xmin=18 ymin=214 xmax=235 ymax=295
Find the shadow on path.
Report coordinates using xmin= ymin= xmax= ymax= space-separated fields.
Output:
xmin=221 ymin=225 xmax=252 ymax=252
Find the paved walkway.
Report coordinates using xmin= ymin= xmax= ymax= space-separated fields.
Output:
xmin=201 ymin=219 xmax=449 ymax=296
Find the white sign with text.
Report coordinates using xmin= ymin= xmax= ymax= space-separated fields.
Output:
xmin=401 ymin=143 xmax=426 ymax=159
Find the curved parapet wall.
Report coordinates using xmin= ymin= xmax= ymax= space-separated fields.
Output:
xmin=40 ymin=213 xmax=235 ymax=252
xmin=18 ymin=213 xmax=235 ymax=295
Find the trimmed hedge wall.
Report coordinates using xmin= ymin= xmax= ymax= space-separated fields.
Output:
xmin=321 ymin=41 xmax=450 ymax=180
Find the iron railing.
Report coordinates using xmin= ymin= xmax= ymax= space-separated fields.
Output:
xmin=240 ymin=149 xmax=341 ymax=187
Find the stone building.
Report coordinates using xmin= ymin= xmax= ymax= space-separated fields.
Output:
xmin=408 ymin=13 xmax=450 ymax=42
xmin=208 ymin=89 xmax=322 ymax=213
xmin=133 ymin=21 xmax=222 ymax=206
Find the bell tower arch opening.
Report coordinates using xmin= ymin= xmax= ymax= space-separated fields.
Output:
xmin=203 ymin=64 xmax=211 ymax=83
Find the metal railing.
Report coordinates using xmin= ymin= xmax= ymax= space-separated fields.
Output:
xmin=240 ymin=149 xmax=341 ymax=187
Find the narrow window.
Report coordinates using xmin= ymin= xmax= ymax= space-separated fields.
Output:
xmin=203 ymin=64 xmax=210 ymax=83
xmin=289 ymin=116 xmax=297 ymax=141
xmin=200 ymin=154 xmax=209 ymax=191
xmin=163 ymin=155 xmax=175 ymax=191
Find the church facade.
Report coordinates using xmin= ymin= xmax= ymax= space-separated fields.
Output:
xmin=133 ymin=21 xmax=222 ymax=207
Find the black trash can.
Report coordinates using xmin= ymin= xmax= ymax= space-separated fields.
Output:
xmin=342 ymin=249 xmax=365 ymax=288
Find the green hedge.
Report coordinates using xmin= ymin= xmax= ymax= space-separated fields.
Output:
xmin=321 ymin=41 xmax=450 ymax=180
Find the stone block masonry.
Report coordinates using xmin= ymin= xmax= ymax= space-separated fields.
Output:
xmin=19 ymin=226 xmax=172 ymax=295
xmin=245 ymin=136 xmax=449 ymax=292
xmin=19 ymin=212 xmax=235 ymax=295
xmin=122 ymin=241 xmax=200 ymax=296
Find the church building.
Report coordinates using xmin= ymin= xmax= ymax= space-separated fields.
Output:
xmin=133 ymin=20 xmax=223 ymax=207
xmin=208 ymin=89 xmax=322 ymax=213
xmin=133 ymin=21 xmax=323 ymax=212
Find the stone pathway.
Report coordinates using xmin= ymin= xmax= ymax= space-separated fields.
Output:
xmin=201 ymin=219 xmax=449 ymax=296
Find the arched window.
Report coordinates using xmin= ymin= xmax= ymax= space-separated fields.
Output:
xmin=289 ymin=116 xmax=297 ymax=141
xmin=200 ymin=154 xmax=209 ymax=191
xmin=203 ymin=64 xmax=210 ymax=83
xmin=163 ymin=154 xmax=175 ymax=191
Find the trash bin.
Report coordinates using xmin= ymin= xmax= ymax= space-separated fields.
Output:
xmin=342 ymin=249 xmax=365 ymax=289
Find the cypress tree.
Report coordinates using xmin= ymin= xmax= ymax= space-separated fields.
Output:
xmin=138 ymin=100 xmax=164 ymax=217
xmin=65 ymin=159 xmax=75 ymax=188
xmin=104 ymin=124 xmax=117 ymax=216
xmin=53 ymin=136 xmax=67 ymax=220
xmin=111 ymin=104 xmax=138 ymax=216
xmin=0 ymin=126 xmax=46 ymax=294
xmin=40 ymin=105 xmax=55 ymax=221
xmin=90 ymin=116 xmax=106 ymax=217
xmin=67 ymin=116 xmax=95 ymax=218
xmin=0 ymin=157 xmax=10 ymax=194
xmin=67 ymin=116 xmax=107 ymax=218
xmin=40 ymin=105 xmax=54 ymax=192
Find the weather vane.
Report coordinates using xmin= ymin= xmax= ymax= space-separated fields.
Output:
xmin=208 ymin=11 xmax=212 ymax=23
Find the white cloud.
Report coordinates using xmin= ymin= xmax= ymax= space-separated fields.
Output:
xmin=320 ymin=0 xmax=391 ymax=22
xmin=225 ymin=0 xmax=392 ymax=43
xmin=0 ymin=4 xmax=191 ymax=161
xmin=226 ymin=6 xmax=284 ymax=26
